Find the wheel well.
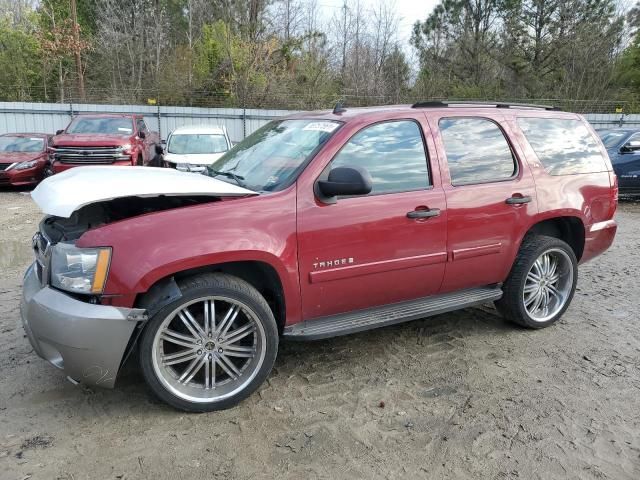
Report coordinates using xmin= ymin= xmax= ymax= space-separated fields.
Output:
xmin=139 ymin=261 xmax=286 ymax=333
xmin=526 ymin=217 xmax=585 ymax=260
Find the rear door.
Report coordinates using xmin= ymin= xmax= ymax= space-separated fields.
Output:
xmin=296 ymin=117 xmax=448 ymax=319
xmin=427 ymin=112 xmax=538 ymax=292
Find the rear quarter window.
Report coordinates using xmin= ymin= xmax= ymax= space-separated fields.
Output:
xmin=517 ymin=118 xmax=608 ymax=175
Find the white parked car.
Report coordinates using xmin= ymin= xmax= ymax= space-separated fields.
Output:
xmin=163 ymin=125 xmax=233 ymax=173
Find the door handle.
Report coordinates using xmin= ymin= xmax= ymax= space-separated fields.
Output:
xmin=407 ymin=208 xmax=441 ymax=219
xmin=505 ymin=195 xmax=532 ymax=205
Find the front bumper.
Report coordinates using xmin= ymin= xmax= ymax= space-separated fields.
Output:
xmin=20 ymin=263 xmax=146 ymax=388
xmin=0 ymin=164 xmax=44 ymax=186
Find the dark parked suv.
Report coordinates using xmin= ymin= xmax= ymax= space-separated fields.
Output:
xmin=22 ymin=101 xmax=617 ymax=411
xmin=598 ymin=128 xmax=640 ymax=196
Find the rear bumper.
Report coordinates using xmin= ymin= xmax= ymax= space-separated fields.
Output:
xmin=582 ymin=219 xmax=617 ymax=263
xmin=20 ymin=263 xmax=146 ymax=388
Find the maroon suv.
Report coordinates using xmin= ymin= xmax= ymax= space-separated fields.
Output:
xmin=21 ymin=102 xmax=617 ymax=412
xmin=49 ymin=113 xmax=160 ymax=174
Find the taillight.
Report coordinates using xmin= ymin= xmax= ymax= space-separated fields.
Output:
xmin=608 ymin=170 xmax=618 ymax=218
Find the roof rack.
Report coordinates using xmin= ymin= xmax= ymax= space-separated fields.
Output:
xmin=411 ymin=100 xmax=560 ymax=111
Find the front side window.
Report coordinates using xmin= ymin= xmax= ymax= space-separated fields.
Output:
xmin=330 ymin=120 xmax=430 ymax=195
xmin=205 ymin=119 xmax=341 ymax=192
xmin=0 ymin=136 xmax=44 ymax=152
xmin=439 ymin=117 xmax=516 ymax=185
xmin=66 ymin=117 xmax=134 ymax=135
xmin=518 ymin=118 xmax=608 ymax=175
xmin=136 ymin=119 xmax=148 ymax=133
xmin=168 ymin=134 xmax=229 ymax=154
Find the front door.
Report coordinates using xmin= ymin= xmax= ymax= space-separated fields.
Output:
xmin=297 ymin=118 xmax=448 ymax=320
xmin=612 ymin=132 xmax=640 ymax=191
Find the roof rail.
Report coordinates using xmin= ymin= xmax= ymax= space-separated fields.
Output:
xmin=411 ymin=100 xmax=560 ymax=111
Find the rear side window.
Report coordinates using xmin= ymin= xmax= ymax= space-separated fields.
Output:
xmin=517 ymin=118 xmax=608 ymax=175
xmin=439 ymin=118 xmax=516 ymax=185
xmin=331 ymin=120 xmax=430 ymax=195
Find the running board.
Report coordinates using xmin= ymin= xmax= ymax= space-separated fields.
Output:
xmin=283 ymin=286 xmax=503 ymax=341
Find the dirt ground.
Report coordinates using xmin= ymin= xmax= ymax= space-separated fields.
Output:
xmin=0 ymin=190 xmax=638 ymax=480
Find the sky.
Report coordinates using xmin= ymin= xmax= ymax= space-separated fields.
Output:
xmin=315 ymin=0 xmax=439 ymax=51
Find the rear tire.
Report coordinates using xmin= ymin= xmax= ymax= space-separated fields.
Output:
xmin=139 ymin=273 xmax=278 ymax=412
xmin=496 ymin=235 xmax=578 ymax=329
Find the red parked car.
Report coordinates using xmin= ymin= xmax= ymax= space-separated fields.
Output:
xmin=48 ymin=113 xmax=160 ymax=174
xmin=21 ymin=102 xmax=617 ymax=412
xmin=0 ymin=133 xmax=51 ymax=187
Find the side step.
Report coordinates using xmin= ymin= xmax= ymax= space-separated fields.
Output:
xmin=282 ymin=286 xmax=503 ymax=341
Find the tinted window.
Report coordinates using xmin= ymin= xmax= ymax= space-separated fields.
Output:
xmin=331 ymin=120 xmax=430 ymax=194
xmin=518 ymin=118 xmax=608 ymax=175
xmin=598 ymin=130 xmax=628 ymax=149
xmin=137 ymin=119 xmax=147 ymax=133
xmin=439 ymin=118 xmax=516 ymax=185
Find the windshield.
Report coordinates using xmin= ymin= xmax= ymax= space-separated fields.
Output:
xmin=66 ymin=117 xmax=134 ymax=135
xmin=0 ymin=136 xmax=44 ymax=153
xmin=599 ymin=130 xmax=628 ymax=149
xmin=168 ymin=133 xmax=228 ymax=154
xmin=205 ymin=119 xmax=341 ymax=192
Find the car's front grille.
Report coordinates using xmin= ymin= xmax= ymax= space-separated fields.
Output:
xmin=0 ymin=163 xmax=11 ymax=171
xmin=52 ymin=146 xmax=130 ymax=164
xmin=32 ymin=231 xmax=51 ymax=286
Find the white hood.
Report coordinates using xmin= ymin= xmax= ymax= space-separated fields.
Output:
xmin=164 ymin=152 xmax=225 ymax=165
xmin=32 ymin=166 xmax=256 ymax=218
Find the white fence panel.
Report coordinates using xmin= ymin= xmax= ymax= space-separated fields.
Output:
xmin=0 ymin=102 xmax=296 ymax=142
xmin=3 ymin=101 xmax=640 ymax=140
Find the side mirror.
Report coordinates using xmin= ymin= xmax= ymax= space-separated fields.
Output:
xmin=55 ymin=129 xmax=64 ymax=135
xmin=138 ymin=131 xmax=146 ymax=139
xmin=154 ymin=144 xmax=164 ymax=155
xmin=317 ymin=166 xmax=373 ymax=198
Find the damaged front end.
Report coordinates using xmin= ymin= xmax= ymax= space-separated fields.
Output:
xmin=23 ymin=196 xmax=222 ymax=388
xmin=22 ymin=167 xmax=257 ymax=388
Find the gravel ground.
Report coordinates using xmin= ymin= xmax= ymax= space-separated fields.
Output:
xmin=0 ymin=190 xmax=639 ymax=480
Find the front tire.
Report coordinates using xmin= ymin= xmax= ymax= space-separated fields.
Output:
xmin=496 ymin=235 xmax=578 ymax=329
xmin=139 ymin=273 xmax=278 ymax=412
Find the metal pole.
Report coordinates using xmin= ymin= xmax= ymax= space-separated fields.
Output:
xmin=242 ymin=107 xmax=247 ymax=139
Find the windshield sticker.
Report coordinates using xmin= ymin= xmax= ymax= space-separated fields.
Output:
xmin=303 ymin=122 xmax=339 ymax=133
xmin=118 ymin=127 xmax=133 ymax=133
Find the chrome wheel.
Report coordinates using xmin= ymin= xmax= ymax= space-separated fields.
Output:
xmin=151 ymin=296 xmax=266 ymax=403
xmin=523 ymin=248 xmax=574 ymax=323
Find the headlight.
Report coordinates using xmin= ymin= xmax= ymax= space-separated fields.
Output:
xmin=14 ymin=160 xmax=39 ymax=170
xmin=50 ymin=243 xmax=111 ymax=294
xmin=119 ymin=144 xmax=133 ymax=154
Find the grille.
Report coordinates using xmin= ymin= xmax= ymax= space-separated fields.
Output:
xmin=32 ymin=231 xmax=51 ymax=286
xmin=0 ymin=163 xmax=10 ymax=171
xmin=52 ymin=146 xmax=130 ymax=164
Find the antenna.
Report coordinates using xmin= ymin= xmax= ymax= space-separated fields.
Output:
xmin=333 ymin=102 xmax=347 ymax=115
